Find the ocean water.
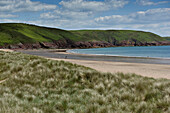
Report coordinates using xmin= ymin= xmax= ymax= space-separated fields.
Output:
xmin=67 ymin=46 xmax=170 ymax=59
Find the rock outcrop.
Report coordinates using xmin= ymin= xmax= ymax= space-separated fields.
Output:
xmin=1 ymin=39 xmax=170 ymax=49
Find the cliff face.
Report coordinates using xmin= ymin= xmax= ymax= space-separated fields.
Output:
xmin=1 ymin=39 xmax=170 ymax=49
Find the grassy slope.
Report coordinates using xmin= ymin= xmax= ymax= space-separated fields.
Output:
xmin=71 ymin=30 xmax=164 ymax=42
xmin=0 ymin=23 xmax=80 ymax=46
xmin=0 ymin=51 xmax=170 ymax=113
xmin=0 ymin=23 xmax=166 ymax=46
xmin=163 ymin=37 xmax=170 ymax=41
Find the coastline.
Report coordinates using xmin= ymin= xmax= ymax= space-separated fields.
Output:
xmin=66 ymin=50 xmax=170 ymax=60
xmin=15 ymin=49 xmax=170 ymax=79
xmin=48 ymin=57 xmax=170 ymax=79
xmin=1 ymin=49 xmax=169 ymax=79
xmin=66 ymin=46 xmax=170 ymax=60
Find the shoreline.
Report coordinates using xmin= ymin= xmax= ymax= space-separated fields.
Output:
xmin=17 ymin=49 xmax=170 ymax=65
xmin=2 ymin=48 xmax=170 ymax=60
xmin=65 ymin=51 xmax=170 ymax=60
xmin=1 ymin=49 xmax=170 ymax=79
xmin=48 ymin=57 xmax=170 ymax=79
xmin=66 ymin=46 xmax=170 ymax=60
xmin=16 ymin=49 xmax=170 ymax=79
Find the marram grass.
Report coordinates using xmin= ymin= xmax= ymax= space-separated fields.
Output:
xmin=0 ymin=51 xmax=170 ymax=113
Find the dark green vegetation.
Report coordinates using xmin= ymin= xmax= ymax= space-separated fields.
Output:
xmin=0 ymin=23 xmax=166 ymax=46
xmin=0 ymin=51 xmax=170 ymax=113
xmin=163 ymin=37 xmax=170 ymax=41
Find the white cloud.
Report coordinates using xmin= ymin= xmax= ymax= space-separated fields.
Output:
xmin=41 ymin=10 xmax=93 ymax=20
xmin=0 ymin=19 xmax=22 ymax=23
xmin=95 ymin=8 xmax=170 ymax=24
xmin=136 ymin=0 xmax=169 ymax=6
xmin=95 ymin=15 xmax=133 ymax=24
xmin=0 ymin=0 xmax=57 ymax=12
xmin=94 ymin=8 xmax=170 ymax=36
xmin=0 ymin=14 xmax=17 ymax=18
xmin=59 ymin=0 xmax=128 ymax=12
xmin=41 ymin=0 xmax=128 ymax=22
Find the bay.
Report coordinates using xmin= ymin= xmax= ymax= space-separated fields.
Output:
xmin=67 ymin=46 xmax=170 ymax=59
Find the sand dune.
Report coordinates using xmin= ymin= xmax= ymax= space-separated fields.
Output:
xmin=1 ymin=49 xmax=170 ymax=79
xmin=49 ymin=58 xmax=170 ymax=79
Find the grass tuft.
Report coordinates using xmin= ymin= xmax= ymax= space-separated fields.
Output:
xmin=0 ymin=51 xmax=170 ymax=112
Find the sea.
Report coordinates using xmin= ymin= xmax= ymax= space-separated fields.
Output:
xmin=67 ymin=46 xmax=170 ymax=59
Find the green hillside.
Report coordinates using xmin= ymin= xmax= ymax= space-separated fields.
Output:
xmin=0 ymin=23 xmax=80 ymax=46
xmin=0 ymin=51 xmax=170 ymax=112
xmin=71 ymin=30 xmax=164 ymax=42
xmin=163 ymin=37 xmax=170 ymax=41
xmin=0 ymin=23 xmax=167 ymax=46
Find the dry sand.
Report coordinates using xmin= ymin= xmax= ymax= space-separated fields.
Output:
xmin=49 ymin=58 xmax=170 ymax=79
xmin=0 ymin=49 xmax=14 ymax=52
xmin=1 ymin=49 xmax=170 ymax=79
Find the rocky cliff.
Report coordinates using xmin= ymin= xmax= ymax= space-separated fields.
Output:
xmin=1 ymin=39 xmax=170 ymax=49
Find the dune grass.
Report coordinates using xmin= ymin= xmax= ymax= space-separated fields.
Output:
xmin=0 ymin=51 xmax=170 ymax=113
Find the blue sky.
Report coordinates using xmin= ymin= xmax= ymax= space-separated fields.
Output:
xmin=0 ymin=0 xmax=170 ymax=36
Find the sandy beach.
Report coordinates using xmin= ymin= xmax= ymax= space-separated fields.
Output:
xmin=49 ymin=58 xmax=170 ymax=79
xmin=1 ymin=49 xmax=170 ymax=79
xmin=0 ymin=49 xmax=14 ymax=52
xmin=19 ymin=49 xmax=170 ymax=79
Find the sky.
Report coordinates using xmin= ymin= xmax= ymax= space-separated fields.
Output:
xmin=0 ymin=0 xmax=170 ymax=36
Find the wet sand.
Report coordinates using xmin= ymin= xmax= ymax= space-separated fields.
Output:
xmin=18 ymin=49 xmax=170 ymax=65
xmin=17 ymin=49 xmax=170 ymax=79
